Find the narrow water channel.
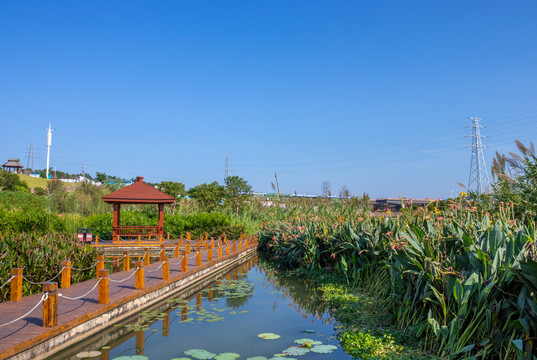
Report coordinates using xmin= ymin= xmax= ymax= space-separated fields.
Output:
xmin=48 ymin=257 xmax=351 ymax=360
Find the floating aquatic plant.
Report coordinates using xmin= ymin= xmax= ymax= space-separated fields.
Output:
xmin=76 ymin=351 xmax=101 ymax=358
xmin=258 ymin=333 xmax=281 ymax=340
xmin=215 ymin=352 xmax=240 ymax=360
xmin=310 ymin=345 xmax=337 ymax=354
xmin=185 ymin=349 xmax=217 ymax=359
xmin=293 ymin=339 xmax=322 ymax=346
xmin=299 ymin=330 xmax=315 ymax=334
xmin=282 ymin=347 xmax=310 ymax=356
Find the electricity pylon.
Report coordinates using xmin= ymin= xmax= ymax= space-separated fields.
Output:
xmin=467 ymin=117 xmax=490 ymax=195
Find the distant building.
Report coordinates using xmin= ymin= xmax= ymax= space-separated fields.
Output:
xmin=2 ymin=158 xmax=24 ymax=174
xmin=371 ymin=198 xmax=430 ymax=212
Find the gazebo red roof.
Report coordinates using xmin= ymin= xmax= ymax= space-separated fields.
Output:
xmin=102 ymin=176 xmax=175 ymax=204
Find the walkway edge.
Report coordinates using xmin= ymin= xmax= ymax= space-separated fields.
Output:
xmin=6 ymin=247 xmax=257 ymax=360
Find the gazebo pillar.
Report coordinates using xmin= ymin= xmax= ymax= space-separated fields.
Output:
xmin=158 ymin=204 xmax=164 ymax=237
xmin=113 ymin=203 xmax=121 ymax=238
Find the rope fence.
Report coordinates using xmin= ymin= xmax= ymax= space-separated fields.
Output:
xmin=0 ymin=235 xmax=258 ymax=328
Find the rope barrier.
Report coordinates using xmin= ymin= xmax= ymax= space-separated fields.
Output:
xmin=59 ymin=279 xmax=102 ymax=300
xmin=102 ymin=255 xmax=127 ymax=263
xmin=145 ymin=261 xmax=167 ymax=273
xmin=22 ymin=267 xmax=66 ymax=285
xmin=0 ymin=276 xmax=15 ymax=290
xmin=71 ymin=260 xmax=100 ymax=272
xmin=169 ymin=255 xmax=186 ymax=266
xmin=109 ymin=268 xmax=139 ymax=283
xmin=0 ymin=293 xmax=48 ymax=327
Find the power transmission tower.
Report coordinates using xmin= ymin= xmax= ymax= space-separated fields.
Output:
xmin=224 ymin=153 xmax=231 ymax=180
xmin=25 ymin=143 xmax=37 ymax=171
xmin=467 ymin=117 xmax=490 ymax=195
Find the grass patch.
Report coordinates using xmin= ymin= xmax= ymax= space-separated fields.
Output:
xmin=297 ymin=270 xmax=439 ymax=360
xmin=17 ymin=173 xmax=50 ymax=189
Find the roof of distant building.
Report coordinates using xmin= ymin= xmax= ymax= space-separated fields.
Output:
xmin=2 ymin=158 xmax=23 ymax=168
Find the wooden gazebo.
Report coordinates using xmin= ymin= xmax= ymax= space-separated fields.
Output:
xmin=2 ymin=158 xmax=24 ymax=174
xmin=102 ymin=176 xmax=175 ymax=239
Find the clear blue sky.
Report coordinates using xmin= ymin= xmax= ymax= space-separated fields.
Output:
xmin=1 ymin=1 xmax=536 ymax=198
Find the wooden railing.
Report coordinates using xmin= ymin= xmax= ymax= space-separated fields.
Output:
xmin=114 ymin=225 xmax=162 ymax=237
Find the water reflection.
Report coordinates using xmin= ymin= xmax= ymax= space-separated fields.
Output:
xmin=47 ymin=256 xmax=346 ymax=360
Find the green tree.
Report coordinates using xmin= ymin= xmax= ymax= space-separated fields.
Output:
xmin=157 ymin=181 xmax=186 ymax=215
xmin=0 ymin=171 xmax=29 ymax=192
xmin=224 ymin=176 xmax=252 ymax=215
xmin=188 ymin=182 xmax=225 ymax=213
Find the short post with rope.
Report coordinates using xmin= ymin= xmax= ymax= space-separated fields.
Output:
xmin=204 ymin=240 xmax=208 ymax=250
xmin=112 ymin=256 xmax=120 ymax=273
xmin=179 ymin=235 xmax=183 ymax=246
xmin=167 ymin=232 xmax=170 ymax=240
xmin=174 ymin=242 xmax=180 ymax=258
xmin=43 ymin=282 xmax=58 ymax=327
xmin=196 ymin=252 xmax=202 ymax=266
xmin=226 ymin=244 xmax=230 ymax=255
xmin=144 ymin=248 xmax=150 ymax=266
xmin=181 ymin=252 xmax=188 ymax=272
xmin=123 ymin=251 xmax=130 ymax=271
xmin=96 ymin=255 xmax=104 ymax=279
xmin=218 ymin=246 xmax=222 ymax=258
xmin=239 ymin=240 xmax=243 ymax=251
xmin=160 ymin=245 xmax=166 ymax=261
xmin=135 ymin=261 xmax=144 ymax=290
xmin=95 ymin=234 xmax=99 ymax=246
xmin=10 ymin=268 xmax=23 ymax=302
xmin=186 ymin=244 xmax=191 ymax=254
xmin=208 ymin=249 xmax=213 ymax=262
xmin=99 ymin=269 xmax=109 ymax=305
xmin=61 ymin=261 xmax=71 ymax=289
xmin=162 ymin=256 xmax=169 ymax=281
xmin=186 ymin=232 xmax=191 ymax=241
xmin=232 ymin=241 xmax=237 ymax=253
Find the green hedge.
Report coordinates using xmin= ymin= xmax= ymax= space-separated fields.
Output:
xmin=0 ymin=207 xmax=66 ymax=234
xmin=0 ymin=232 xmax=97 ymax=302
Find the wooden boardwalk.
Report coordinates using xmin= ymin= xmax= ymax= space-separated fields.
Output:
xmin=0 ymin=239 xmax=257 ymax=360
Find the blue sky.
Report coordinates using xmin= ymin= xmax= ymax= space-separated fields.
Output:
xmin=1 ymin=1 xmax=536 ymax=198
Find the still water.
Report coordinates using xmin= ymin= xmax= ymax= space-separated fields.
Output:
xmin=48 ymin=257 xmax=352 ymax=360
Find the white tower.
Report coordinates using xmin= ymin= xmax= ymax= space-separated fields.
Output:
xmin=45 ymin=123 xmax=55 ymax=179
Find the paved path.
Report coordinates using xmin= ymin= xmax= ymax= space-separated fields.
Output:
xmin=0 ymin=239 xmax=256 ymax=360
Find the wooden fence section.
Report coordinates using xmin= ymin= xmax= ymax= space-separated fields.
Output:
xmin=0 ymin=236 xmax=258 ymax=360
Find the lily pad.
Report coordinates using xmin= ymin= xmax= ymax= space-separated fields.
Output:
xmin=246 ymin=357 xmax=267 ymax=360
xmin=76 ymin=351 xmax=101 ymax=358
xmin=170 ymin=358 xmax=192 ymax=360
xmin=215 ymin=353 xmax=240 ymax=360
xmin=258 ymin=333 xmax=281 ymax=340
xmin=310 ymin=345 xmax=338 ymax=354
xmin=294 ymin=339 xmax=322 ymax=346
xmin=282 ymin=347 xmax=310 ymax=356
xmin=185 ymin=349 xmax=217 ymax=360
xmin=299 ymin=330 xmax=315 ymax=334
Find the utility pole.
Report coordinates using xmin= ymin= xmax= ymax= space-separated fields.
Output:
xmin=44 ymin=123 xmax=55 ymax=179
xmin=467 ymin=117 xmax=490 ymax=195
xmin=274 ymin=173 xmax=280 ymax=196
xmin=224 ymin=153 xmax=231 ymax=181
xmin=82 ymin=162 xmax=86 ymax=181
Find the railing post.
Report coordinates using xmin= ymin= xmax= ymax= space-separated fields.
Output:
xmin=99 ymin=269 xmax=109 ymax=304
xmin=226 ymin=244 xmax=230 ymax=255
xmin=238 ymin=240 xmax=242 ymax=251
xmin=232 ymin=241 xmax=237 ymax=253
xmin=96 ymin=255 xmax=104 ymax=279
xmin=186 ymin=244 xmax=191 ymax=254
xmin=61 ymin=261 xmax=71 ymax=289
xmin=208 ymin=249 xmax=213 ymax=262
xmin=160 ymin=245 xmax=166 ymax=261
xmin=196 ymin=252 xmax=202 ymax=266
xmin=181 ymin=251 xmax=187 ymax=272
xmin=167 ymin=232 xmax=170 ymax=240
xmin=144 ymin=248 xmax=150 ymax=266
xmin=42 ymin=282 xmax=58 ymax=327
xmin=174 ymin=242 xmax=180 ymax=258
xmin=123 ymin=251 xmax=130 ymax=272
xmin=95 ymin=234 xmax=99 ymax=246
xmin=112 ymin=256 xmax=120 ymax=273
xmin=138 ymin=235 xmax=141 ymax=246
xmin=186 ymin=233 xmax=191 ymax=241
xmin=162 ymin=256 xmax=169 ymax=281
xmin=179 ymin=235 xmax=183 ymax=246
xmin=10 ymin=268 xmax=23 ymax=302
xmin=135 ymin=261 xmax=144 ymax=289
xmin=218 ymin=246 xmax=222 ymax=258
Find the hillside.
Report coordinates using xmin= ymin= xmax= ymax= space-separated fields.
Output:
xmin=17 ymin=174 xmax=50 ymax=189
